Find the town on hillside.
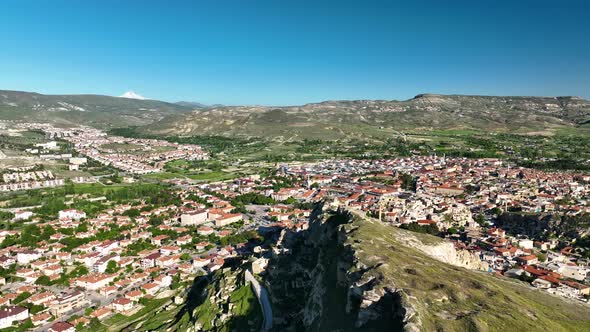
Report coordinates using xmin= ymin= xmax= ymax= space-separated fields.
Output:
xmin=0 ymin=136 xmax=590 ymax=330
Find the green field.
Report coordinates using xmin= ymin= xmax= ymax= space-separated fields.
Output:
xmin=143 ymin=170 xmax=239 ymax=182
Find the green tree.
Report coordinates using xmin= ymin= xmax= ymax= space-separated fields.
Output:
xmin=0 ymin=211 xmax=14 ymax=221
xmin=14 ymin=291 xmax=32 ymax=304
xmin=475 ymin=214 xmax=487 ymax=226
xmin=35 ymin=275 xmax=51 ymax=286
xmin=28 ymin=304 xmax=45 ymax=314
xmin=105 ymin=260 xmax=118 ymax=274
xmin=85 ymin=307 xmax=94 ymax=316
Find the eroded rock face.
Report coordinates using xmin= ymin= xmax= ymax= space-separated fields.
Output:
xmin=264 ymin=203 xmax=497 ymax=331
xmin=417 ymin=242 xmax=489 ymax=271
xmin=265 ymin=206 xmax=411 ymax=331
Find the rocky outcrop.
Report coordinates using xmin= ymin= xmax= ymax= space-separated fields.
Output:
xmin=264 ymin=203 xmax=501 ymax=331
xmin=163 ymin=265 xmax=263 ymax=332
xmin=419 ymin=242 xmax=488 ymax=270
xmin=264 ymin=205 xmax=412 ymax=331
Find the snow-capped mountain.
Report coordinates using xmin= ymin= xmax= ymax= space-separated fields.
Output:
xmin=119 ymin=91 xmax=146 ymax=100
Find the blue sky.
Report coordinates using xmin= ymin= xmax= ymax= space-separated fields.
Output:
xmin=0 ymin=0 xmax=589 ymax=105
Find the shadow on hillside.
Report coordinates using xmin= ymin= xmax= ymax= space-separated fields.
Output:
xmin=258 ymin=204 xmax=406 ymax=331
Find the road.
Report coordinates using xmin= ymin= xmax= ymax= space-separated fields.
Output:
xmin=245 ymin=269 xmax=272 ymax=332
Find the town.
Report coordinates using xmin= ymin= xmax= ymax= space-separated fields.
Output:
xmin=15 ymin=123 xmax=208 ymax=175
xmin=0 ymin=146 xmax=589 ymax=330
xmin=2 ymin=2 xmax=590 ymax=330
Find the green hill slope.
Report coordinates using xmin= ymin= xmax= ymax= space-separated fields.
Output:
xmin=347 ymin=213 xmax=590 ymax=331
xmin=263 ymin=207 xmax=590 ymax=331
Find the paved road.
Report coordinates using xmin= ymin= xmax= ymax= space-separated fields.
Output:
xmin=245 ymin=269 xmax=272 ymax=332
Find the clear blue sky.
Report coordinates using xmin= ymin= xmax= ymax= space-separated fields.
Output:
xmin=1 ymin=0 xmax=589 ymax=105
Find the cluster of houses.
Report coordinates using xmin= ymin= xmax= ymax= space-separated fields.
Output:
xmin=476 ymin=227 xmax=590 ymax=300
xmin=2 ymin=170 xmax=55 ymax=184
xmin=0 ymin=169 xmax=65 ymax=192
xmin=0 ymin=178 xmax=65 ymax=193
xmin=61 ymin=126 xmax=207 ymax=174
xmin=12 ymin=122 xmax=209 ymax=175
xmin=2 ymin=149 xmax=590 ymax=329
xmin=275 ymin=157 xmax=590 ymax=301
xmin=0 ymin=187 xmax=254 ymax=329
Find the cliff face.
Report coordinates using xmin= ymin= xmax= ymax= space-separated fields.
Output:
xmin=140 ymin=265 xmax=263 ymax=332
xmin=265 ymin=206 xmax=410 ymax=331
xmin=263 ymin=205 xmax=590 ymax=332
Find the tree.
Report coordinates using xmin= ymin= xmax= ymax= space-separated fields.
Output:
xmin=400 ymin=173 xmax=417 ymax=191
xmin=35 ymin=275 xmax=51 ymax=286
xmin=89 ymin=317 xmax=102 ymax=330
xmin=85 ymin=307 xmax=94 ymax=316
xmin=0 ymin=211 xmax=14 ymax=222
xmin=123 ymin=209 xmax=140 ymax=218
xmin=519 ymin=273 xmax=535 ymax=283
xmin=28 ymin=304 xmax=45 ymax=314
xmin=491 ymin=207 xmax=502 ymax=216
xmin=76 ymin=222 xmax=89 ymax=233
xmin=64 ymin=179 xmax=75 ymax=195
xmin=475 ymin=214 xmax=487 ymax=226
xmin=105 ymin=260 xmax=118 ymax=274
xmin=170 ymin=273 xmax=181 ymax=290
xmin=14 ymin=291 xmax=32 ymax=304
xmin=41 ymin=225 xmax=56 ymax=240
xmin=19 ymin=319 xmax=34 ymax=331
xmin=71 ymin=265 xmax=89 ymax=277
xmin=180 ymin=253 xmax=191 ymax=261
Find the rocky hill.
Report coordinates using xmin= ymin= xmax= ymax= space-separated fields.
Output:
xmin=261 ymin=205 xmax=590 ymax=331
xmin=144 ymin=94 xmax=590 ymax=140
xmin=0 ymin=90 xmax=193 ymax=128
xmin=2 ymin=90 xmax=589 ymax=139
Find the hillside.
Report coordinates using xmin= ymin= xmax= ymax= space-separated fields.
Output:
xmin=144 ymin=94 xmax=590 ymax=140
xmin=0 ymin=90 xmax=193 ymax=128
xmin=3 ymin=89 xmax=590 ymax=141
xmin=261 ymin=206 xmax=590 ymax=331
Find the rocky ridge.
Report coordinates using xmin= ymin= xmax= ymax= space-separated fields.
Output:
xmin=263 ymin=204 xmax=590 ymax=331
xmin=145 ymin=94 xmax=590 ymax=138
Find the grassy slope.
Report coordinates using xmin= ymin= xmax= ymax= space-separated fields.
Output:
xmin=346 ymin=215 xmax=590 ymax=331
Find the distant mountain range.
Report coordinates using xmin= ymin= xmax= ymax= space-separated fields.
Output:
xmin=175 ymin=101 xmax=225 ymax=109
xmin=0 ymin=90 xmax=193 ymax=128
xmin=1 ymin=90 xmax=589 ymax=138
xmin=145 ymin=94 xmax=590 ymax=139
